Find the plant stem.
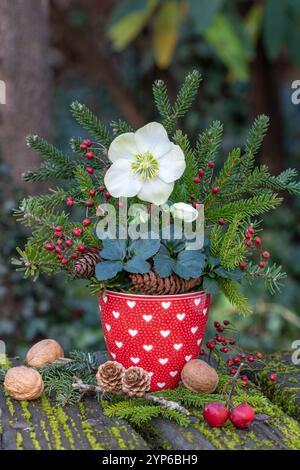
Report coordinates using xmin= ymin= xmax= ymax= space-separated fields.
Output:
xmin=226 ymin=362 xmax=244 ymax=409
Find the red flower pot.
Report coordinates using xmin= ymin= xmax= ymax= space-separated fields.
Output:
xmin=99 ymin=290 xmax=210 ymax=391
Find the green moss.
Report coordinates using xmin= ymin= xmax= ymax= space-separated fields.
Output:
xmin=55 ymin=406 xmax=76 ymax=449
xmin=110 ymin=425 xmax=130 ymax=450
xmin=40 ymin=420 xmax=51 ymax=449
xmin=78 ymin=403 xmax=104 ymax=450
xmin=288 ymin=378 xmax=298 ymax=384
xmin=5 ymin=395 xmax=15 ymax=417
xmin=20 ymin=401 xmax=41 ymax=450
xmin=40 ymin=395 xmax=64 ymax=450
xmin=16 ymin=432 xmax=23 ymax=450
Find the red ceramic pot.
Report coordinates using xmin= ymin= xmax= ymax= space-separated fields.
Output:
xmin=99 ymin=290 xmax=210 ymax=391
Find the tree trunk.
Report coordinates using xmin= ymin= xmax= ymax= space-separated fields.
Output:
xmin=0 ymin=0 xmax=51 ymax=192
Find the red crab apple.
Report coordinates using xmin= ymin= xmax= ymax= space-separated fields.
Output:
xmin=230 ymin=403 xmax=255 ymax=429
xmin=203 ymin=402 xmax=230 ymax=428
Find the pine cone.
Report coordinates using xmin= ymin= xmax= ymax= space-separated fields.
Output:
xmin=122 ymin=367 xmax=151 ymax=397
xmin=72 ymin=247 xmax=101 ymax=278
xmin=129 ymin=270 xmax=203 ymax=295
xmin=96 ymin=361 xmax=125 ymax=393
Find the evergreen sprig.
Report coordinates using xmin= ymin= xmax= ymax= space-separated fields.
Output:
xmin=70 ymin=102 xmax=112 ymax=147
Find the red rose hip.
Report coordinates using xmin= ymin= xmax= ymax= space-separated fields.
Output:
xmin=203 ymin=402 xmax=230 ymax=428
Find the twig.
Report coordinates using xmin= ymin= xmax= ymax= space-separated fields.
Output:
xmin=226 ymin=362 xmax=244 ymax=409
xmin=72 ymin=378 xmax=190 ymax=416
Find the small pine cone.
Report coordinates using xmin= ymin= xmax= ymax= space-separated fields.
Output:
xmin=72 ymin=247 xmax=101 ymax=278
xmin=96 ymin=361 xmax=125 ymax=393
xmin=122 ymin=367 xmax=151 ymax=398
xmin=129 ymin=270 xmax=203 ymax=295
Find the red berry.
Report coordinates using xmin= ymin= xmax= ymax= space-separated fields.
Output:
xmin=61 ymin=257 xmax=69 ymax=265
xmin=85 ymin=151 xmax=95 ymax=160
xmin=85 ymin=198 xmax=95 ymax=207
xmin=77 ymin=244 xmax=86 ymax=253
xmin=193 ymin=202 xmax=201 ymax=209
xmin=55 ymin=246 xmax=61 ymax=254
xmin=217 ymin=326 xmax=224 ymax=333
xmin=208 ymin=161 xmax=215 ymax=169
xmin=203 ymin=402 xmax=230 ymax=428
xmin=229 ymin=339 xmax=235 ymax=345
xmin=71 ymin=253 xmax=77 ymax=260
xmin=199 ymin=349 xmax=205 ymax=356
xmin=221 ymin=347 xmax=229 ymax=353
xmin=216 ymin=335 xmax=223 ymax=342
xmin=261 ymin=250 xmax=270 ymax=259
xmin=87 ymin=167 xmax=94 ymax=174
xmin=214 ymin=321 xmax=221 ymax=329
xmin=198 ymin=168 xmax=204 ymax=177
xmin=226 ymin=359 xmax=233 ymax=367
xmin=80 ymin=143 xmax=88 ymax=150
xmin=256 ymin=352 xmax=263 ymax=359
xmin=83 ymin=139 xmax=92 ymax=147
xmin=245 ymin=239 xmax=252 ymax=248
xmin=241 ymin=375 xmax=248 ymax=382
xmin=188 ymin=193 xmax=195 ymax=200
xmin=247 ymin=355 xmax=255 ymax=363
xmin=239 ymin=261 xmax=247 ymax=270
xmin=218 ymin=218 xmax=226 ymax=226
xmin=240 ymin=353 xmax=246 ymax=359
xmin=248 ymin=226 xmax=254 ymax=235
xmin=212 ymin=187 xmax=219 ymax=195
xmin=233 ymin=356 xmax=240 ymax=364
xmin=56 ymin=239 xmax=64 ymax=245
xmin=97 ymin=186 xmax=105 ymax=194
xmin=254 ymin=236 xmax=261 ymax=245
xmin=105 ymin=191 xmax=112 ymax=200
xmin=57 ymin=254 xmax=63 ymax=260
xmin=230 ymin=404 xmax=255 ymax=429
xmin=54 ymin=231 xmax=63 ymax=238
xmin=258 ymin=261 xmax=266 ymax=269
xmin=65 ymin=240 xmax=74 ymax=247
xmin=230 ymin=368 xmax=237 ymax=375
xmin=73 ymin=227 xmax=83 ymax=237
xmin=67 ymin=197 xmax=74 ymax=207
xmin=245 ymin=232 xmax=252 ymax=240
xmin=44 ymin=243 xmax=55 ymax=251
xmin=269 ymin=373 xmax=277 ymax=382
xmin=89 ymin=189 xmax=96 ymax=197
xmin=206 ymin=340 xmax=216 ymax=350
xmin=55 ymin=226 xmax=62 ymax=232
xmin=193 ymin=176 xmax=201 ymax=184
xmin=223 ymin=320 xmax=230 ymax=326
xmin=83 ymin=218 xmax=91 ymax=227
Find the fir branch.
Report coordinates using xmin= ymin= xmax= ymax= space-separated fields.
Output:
xmin=210 ymin=225 xmax=223 ymax=257
xmin=218 ymin=278 xmax=252 ymax=315
xmin=264 ymin=168 xmax=300 ymax=195
xmin=152 ymin=79 xmax=173 ymax=132
xmin=219 ymin=215 xmax=244 ymax=269
xmin=245 ymin=262 xmax=287 ymax=294
xmin=110 ymin=119 xmax=134 ymax=136
xmin=195 ymin=120 xmax=223 ymax=168
xmin=206 ymin=193 xmax=283 ymax=223
xmin=70 ymin=102 xmax=111 ymax=148
xmin=241 ymin=115 xmax=269 ymax=174
xmin=173 ymin=70 xmax=202 ymax=121
xmin=172 ymin=131 xmax=198 ymax=201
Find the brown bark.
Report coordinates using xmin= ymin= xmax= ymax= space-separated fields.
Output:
xmin=0 ymin=0 xmax=52 ymax=192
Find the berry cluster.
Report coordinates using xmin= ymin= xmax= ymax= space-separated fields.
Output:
xmin=203 ymin=319 xmax=277 ymax=386
xmin=240 ymin=225 xmax=270 ymax=270
xmin=44 ymin=225 xmax=87 ymax=266
xmin=190 ymin=161 xmax=219 ymax=208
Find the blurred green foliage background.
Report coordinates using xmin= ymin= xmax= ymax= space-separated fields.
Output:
xmin=1 ymin=0 xmax=300 ymax=356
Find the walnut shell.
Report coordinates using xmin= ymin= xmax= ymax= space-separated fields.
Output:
xmin=26 ymin=339 xmax=64 ymax=367
xmin=4 ymin=366 xmax=44 ymax=401
xmin=181 ymin=359 xmax=219 ymax=393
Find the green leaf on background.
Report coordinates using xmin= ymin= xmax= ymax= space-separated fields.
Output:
xmin=203 ymin=14 xmax=249 ymax=81
xmin=153 ymin=0 xmax=181 ymax=69
xmin=123 ymin=257 xmax=150 ymax=274
xmin=95 ymin=261 xmax=123 ymax=281
xmin=189 ymin=0 xmax=223 ymax=33
xmin=100 ymin=239 xmax=127 ymax=261
xmin=108 ymin=0 xmax=158 ymax=51
xmin=263 ymin=0 xmax=287 ymax=60
xmin=244 ymin=3 xmax=263 ymax=46
xmin=173 ymin=251 xmax=206 ymax=280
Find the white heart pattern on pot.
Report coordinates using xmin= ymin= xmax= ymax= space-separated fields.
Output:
xmin=127 ymin=301 xmax=136 ymax=309
xmin=143 ymin=315 xmax=152 ymax=322
xmin=115 ymin=341 xmax=123 ymax=348
xmin=106 ymin=323 xmax=111 ymax=332
xmin=174 ymin=343 xmax=183 ymax=351
xmin=176 ymin=313 xmax=185 ymax=321
xmin=161 ymin=302 xmax=171 ymax=310
xmin=170 ymin=371 xmax=178 ymax=377
xmin=128 ymin=329 xmax=138 ymax=337
xmin=157 ymin=382 xmax=166 ymax=388
xmin=194 ymin=298 xmax=201 ymax=306
xmin=130 ymin=357 xmax=140 ymax=364
xmin=143 ymin=345 xmax=153 ymax=351
xmin=112 ymin=311 xmax=120 ymax=319
xmin=159 ymin=358 xmax=169 ymax=365
xmin=191 ymin=326 xmax=198 ymax=334
xmin=185 ymin=355 xmax=192 ymax=362
xmin=160 ymin=330 xmax=170 ymax=338
xmin=111 ymin=352 xmax=116 ymax=359
xmin=197 ymin=338 xmax=202 ymax=346
xmin=103 ymin=296 xmax=108 ymax=303
xmin=203 ymin=308 xmax=208 ymax=316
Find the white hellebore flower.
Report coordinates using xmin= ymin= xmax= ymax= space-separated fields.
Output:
xmin=170 ymin=202 xmax=199 ymax=223
xmin=104 ymin=122 xmax=186 ymax=205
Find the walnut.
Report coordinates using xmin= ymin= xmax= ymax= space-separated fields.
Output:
xmin=26 ymin=339 xmax=64 ymax=367
xmin=181 ymin=359 xmax=219 ymax=393
xmin=4 ymin=366 xmax=44 ymax=401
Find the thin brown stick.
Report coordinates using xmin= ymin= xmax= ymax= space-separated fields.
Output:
xmin=226 ymin=362 xmax=244 ymax=409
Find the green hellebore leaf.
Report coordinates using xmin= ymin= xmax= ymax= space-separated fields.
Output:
xmin=95 ymin=261 xmax=123 ymax=281
xmin=100 ymin=239 xmax=127 ymax=261
xmin=173 ymin=250 xmax=206 ymax=280
xmin=128 ymin=238 xmax=160 ymax=259
xmin=153 ymin=248 xmax=176 ymax=278
xmin=123 ymin=257 xmax=151 ymax=274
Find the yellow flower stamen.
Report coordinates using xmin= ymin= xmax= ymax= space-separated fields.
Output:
xmin=131 ymin=152 xmax=159 ymax=180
